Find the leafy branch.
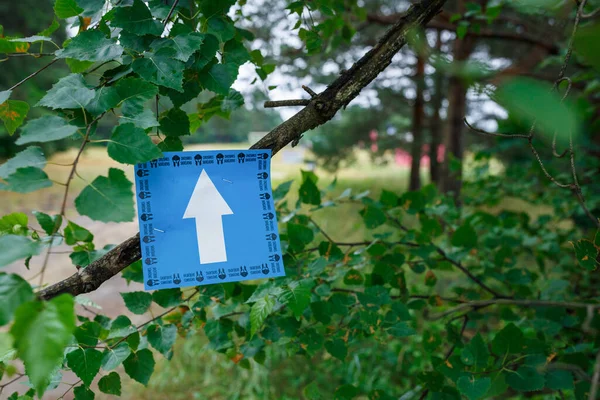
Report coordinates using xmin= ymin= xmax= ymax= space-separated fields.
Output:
xmin=37 ymin=0 xmax=448 ymax=301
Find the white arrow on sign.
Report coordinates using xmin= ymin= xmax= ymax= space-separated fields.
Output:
xmin=183 ymin=170 xmax=233 ymax=264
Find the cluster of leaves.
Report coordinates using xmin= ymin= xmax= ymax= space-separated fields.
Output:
xmin=4 ymin=163 xmax=599 ymax=399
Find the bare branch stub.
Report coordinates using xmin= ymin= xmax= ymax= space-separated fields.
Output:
xmin=264 ymin=99 xmax=311 ymax=108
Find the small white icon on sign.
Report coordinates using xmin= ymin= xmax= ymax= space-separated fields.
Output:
xmin=183 ymin=170 xmax=233 ymax=264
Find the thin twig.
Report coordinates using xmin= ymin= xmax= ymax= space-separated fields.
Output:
xmin=386 ymin=213 xmax=508 ymax=298
xmin=39 ymin=113 xmax=104 ymax=287
xmin=8 ymin=58 xmax=58 ymax=91
xmin=582 ymin=7 xmax=600 ymax=18
xmin=302 ymin=85 xmax=318 ymax=97
xmin=426 ymin=298 xmax=600 ymax=320
xmin=163 ymin=0 xmax=180 ymax=27
xmin=464 ymin=118 xmax=530 ymax=139
xmin=3 ymin=53 xmax=55 ymax=57
xmin=58 ymin=379 xmax=81 ymax=400
xmin=419 ymin=315 xmax=468 ymax=400
xmin=589 ymin=348 xmax=600 ymax=400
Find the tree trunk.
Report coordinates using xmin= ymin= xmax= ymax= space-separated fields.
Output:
xmin=429 ymin=31 xmax=443 ymax=185
xmin=409 ymin=54 xmax=426 ymax=191
xmin=440 ymin=0 xmax=475 ymax=197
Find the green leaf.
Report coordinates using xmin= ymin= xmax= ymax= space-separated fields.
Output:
xmin=66 ymin=348 xmax=103 ymax=386
xmin=54 ymin=0 xmax=83 ymax=18
xmin=278 ymin=279 xmax=314 ymax=319
xmin=492 ymin=323 xmax=524 ymax=355
xmin=159 ymin=108 xmax=190 ymax=136
xmin=273 ymin=180 xmax=293 ymax=201
xmin=191 ymin=34 xmax=219 ymax=71
xmin=250 ymin=296 xmax=275 ymax=337
xmin=85 ymin=86 xmax=119 ymax=115
xmin=122 ymin=260 xmax=144 ymax=283
xmin=360 ymin=205 xmax=386 ymax=229
xmin=32 ymin=211 xmax=62 ymax=235
xmin=70 ymin=248 xmax=110 ymax=267
xmin=74 ymin=320 xmax=101 ymax=347
xmin=325 ymin=338 xmax=347 ymax=361
xmin=545 ymin=369 xmax=573 ymax=390
xmin=11 ymin=295 xmax=75 ymax=396
xmin=0 ymin=212 xmax=28 ymax=234
xmin=64 ymin=220 xmax=93 ymax=245
xmin=39 ymin=19 xmax=61 ymax=37
xmin=465 ymin=333 xmax=489 ymax=369
xmin=16 ymin=115 xmax=78 ymax=145
xmin=198 ymin=63 xmax=239 ymax=95
xmin=571 ymin=239 xmax=598 ymax=271
xmin=287 ymin=222 xmax=314 ymax=252
xmin=121 ymin=291 xmax=152 ymax=314
xmin=56 ymin=30 xmax=123 ymax=62
xmin=0 ymin=100 xmax=29 ymax=135
xmin=119 ymin=109 xmax=159 ymax=129
xmin=223 ymin=39 xmax=251 ymax=66
xmin=123 ymin=349 xmax=155 ymax=386
xmin=495 ymin=77 xmax=579 ymax=143
xmin=101 ymin=342 xmax=131 ymax=371
xmin=343 ymin=269 xmax=364 ymax=286
xmin=198 ymin=0 xmax=236 ymax=16
xmin=0 ymin=273 xmax=34 ymax=326
xmin=76 ymin=0 xmax=106 ymax=16
xmin=387 ymin=322 xmax=416 ymax=337
xmin=451 ymin=222 xmax=478 ymax=248
xmin=147 ymin=324 xmax=177 ymax=356
xmin=0 ymin=167 xmax=52 ymax=193
xmin=207 ymin=16 xmax=236 ymax=43
xmin=506 ymin=366 xmax=545 ymax=392
xmin=0 ymin=147 xmax=46 ymax=179
xmin=73 ymin=385 xmax=95 ymax=400
xmin=456 ymin=23 xmax=468 ymax=39
xmin=75 ymin=168 xmax=134 ymax=222
xmin=151 ymin=32 xmax=204 ymax=62
xmin=111 ymin=0 xmax=163 ymax=35
xmin=107 ymin=123 xmax=162 ymax=164
xmin=152 ymin=288 xmax=182 ymax=307
xmin=457 ymin=376 xmax=491 ymax=400
xmin=115 ymin=77 xmax=159 ymax=117
xmin=132 ymin=48 xmax=185 ymax=91
xmin=334 ymin=384 xmax=359 ymax=400
xmin=66 ymin=58 xmax=95 ymax=73
xmin=0 ymin=235 xmax=41 ymax=267
xmin=158 ymin=136 xmax=183 ymax=151
xmin=299 ymin=170 xmax=321 ymax=205
xmin=574 ymin=23 xmax=600 ymax=71
xmin=98 ymin=372 xmax=121 ymax=396
xmin=37 ymin=74 xmax=95 ymax=110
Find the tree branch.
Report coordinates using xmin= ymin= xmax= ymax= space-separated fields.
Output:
xmin=37 ymin=0 xmax=448 ymax=301
xmin=426 ymin=298 xmax=600 ymax=320
xmin=366 ymin=13 xmax=559 ymax=53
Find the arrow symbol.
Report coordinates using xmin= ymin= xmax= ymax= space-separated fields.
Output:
xmin=183 ymin=170 xmax=233 ymax=264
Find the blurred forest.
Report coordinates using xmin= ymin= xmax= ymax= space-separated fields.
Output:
xmin=1 ymin=0 xmax=600 ymax=399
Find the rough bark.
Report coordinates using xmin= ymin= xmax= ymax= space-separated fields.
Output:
xmin=38 ymin=0 xmax=448 ymax=301
xmin=409 ymin=54 xmax=426 ymax=191
xmin=429 ymin=31 xmax=443 ymax=184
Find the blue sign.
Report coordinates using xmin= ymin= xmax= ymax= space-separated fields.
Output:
xmin=134 ymin=150 xmax=285 ymax=290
